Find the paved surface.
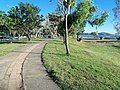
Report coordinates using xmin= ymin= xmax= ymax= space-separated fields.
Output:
xmin=0 ymin=41 xmax=60 ymax=90
xmin=23 ymin=41 xmax=60 ymax=90
xmin=0 ymin=44 xmax=34 ymax=90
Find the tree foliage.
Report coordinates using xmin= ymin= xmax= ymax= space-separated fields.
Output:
xmin=8 ymin=2 xmax=44 ymax=40
xmin=48 ymin=13 xmax=62 ymax=36
xmin=49 ymin=0 xmax=108 ymax=56
xmin=92 ymin=12 xmax=109 ymax=27
xmin=113 ymin=0 xmax=120 ymax=34
xmin=56 ymin=0 xmax=108 ymax=35
xmin=0 ymin=10 xmax=14 ymax=36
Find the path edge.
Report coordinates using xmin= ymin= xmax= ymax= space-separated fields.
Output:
xmin=41 ymin=42 xmax=61 ymax=89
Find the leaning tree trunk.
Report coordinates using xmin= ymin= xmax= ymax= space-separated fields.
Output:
xmin=65 ymin=14 xmax=70 ymax=56
xmin=64 ymin=0 xmax=71 ymax=56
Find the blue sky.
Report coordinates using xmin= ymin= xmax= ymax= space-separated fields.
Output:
xmin=85 ymin=0 xmax=116 ymax=34
xmin=0 ymin=0 xmax=116 ymax=34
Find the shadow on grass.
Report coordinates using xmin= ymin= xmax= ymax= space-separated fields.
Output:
xmin=52 ymin=39 xmax=62 ymax=42
xmin=52 ymin=42 xmax=64 ymax=45
xmin=0 ymin=40 xmax=41 ymax=44
xmin=0 ymin=38 xmax=45 ymax=44
xmin=45 ymin=52 xmax=66 ymax=56
xmin=12 ymin=50 xmax=41 ymax=54
xmin=112 ymin=45 xmax=120 ymax=48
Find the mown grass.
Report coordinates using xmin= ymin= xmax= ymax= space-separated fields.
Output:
xmin=43 ymin=39 xmax=120 ymax=90
xmin=0 ymin=43 xmax=26 ymax=56
xmin=0 ymin=38 xmax=43 ymax=44
xmin=0 ymin=38 xmax=43 ymax=56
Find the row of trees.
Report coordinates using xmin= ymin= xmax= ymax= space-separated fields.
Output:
xmin=0 ymin=2 xmax=44 ymax=40
xmin=0 ymin=0 xmax=109 ymax=55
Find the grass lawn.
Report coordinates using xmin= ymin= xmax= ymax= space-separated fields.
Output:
xmin=0 ymin=38 xmax=43 ymax=44
xmin=0 ymin=38 xmax=43 ymax=56
xmin=0 ymin=43 xmax=26 ymax=56
xmin=43 ymin=39 xmax=120 ymax=90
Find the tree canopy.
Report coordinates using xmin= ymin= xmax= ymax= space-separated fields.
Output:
xmin=0 ymin=11 xmax=14 ymax=36
xmin=0 ymin=0 xmax=108 ymax=43
xmin=54 ymin=0 xmax=109 ymax=36
xmin=8 ymin=2 xmax=44 ymax=40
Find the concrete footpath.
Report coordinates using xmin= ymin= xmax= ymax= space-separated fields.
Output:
xmin=0 ymin=41 xmax=60 ymax=90
xmin=0 ymin=43 xmax=36 ymax=90
xmin=23 ymin=41 xmax=60 ymax=90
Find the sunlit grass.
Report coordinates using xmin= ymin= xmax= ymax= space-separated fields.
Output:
xmin=0 ymin=43 xmax=25 ymax=56
xmin=0 ymin=38 xmax=44 ymax=56
xmin=43 ymin=39 xmax=120 ymax=90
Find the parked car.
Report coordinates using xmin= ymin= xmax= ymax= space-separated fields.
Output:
xmin=0 ymin=36 xmax=13 ymax=40
xmin=115 ymin=34 xmax=120 ymax=40
xmin=77 ymin=33 xmax=99 ymax=40
xmin=77 ymin=32 xmax=119 ymax=40
xmin=98 ymin=32 xmax=117 ymax=40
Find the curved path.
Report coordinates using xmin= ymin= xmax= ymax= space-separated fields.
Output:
xmin=0 ymin=41 xmax=60 ymax=90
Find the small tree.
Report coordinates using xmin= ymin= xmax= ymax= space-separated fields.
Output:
xmin=50 ymin=0 xmax=108 ymax=56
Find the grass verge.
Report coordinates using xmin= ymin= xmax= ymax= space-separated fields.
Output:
xmin=43 ymin=39 xmax=120 ymax=90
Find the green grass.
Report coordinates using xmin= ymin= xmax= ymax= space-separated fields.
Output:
xmin=0 ymin=38 xmax=43 ymax=56
xmin=0 ymin=43 xmax=26 ymax=56
xmin=0 ymin=37 xmax=44 ymax=56
xmin=43 ymin=39 xmax=120 ymax=90
xmin=0 ymin=38 xmax=43 ymax=44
